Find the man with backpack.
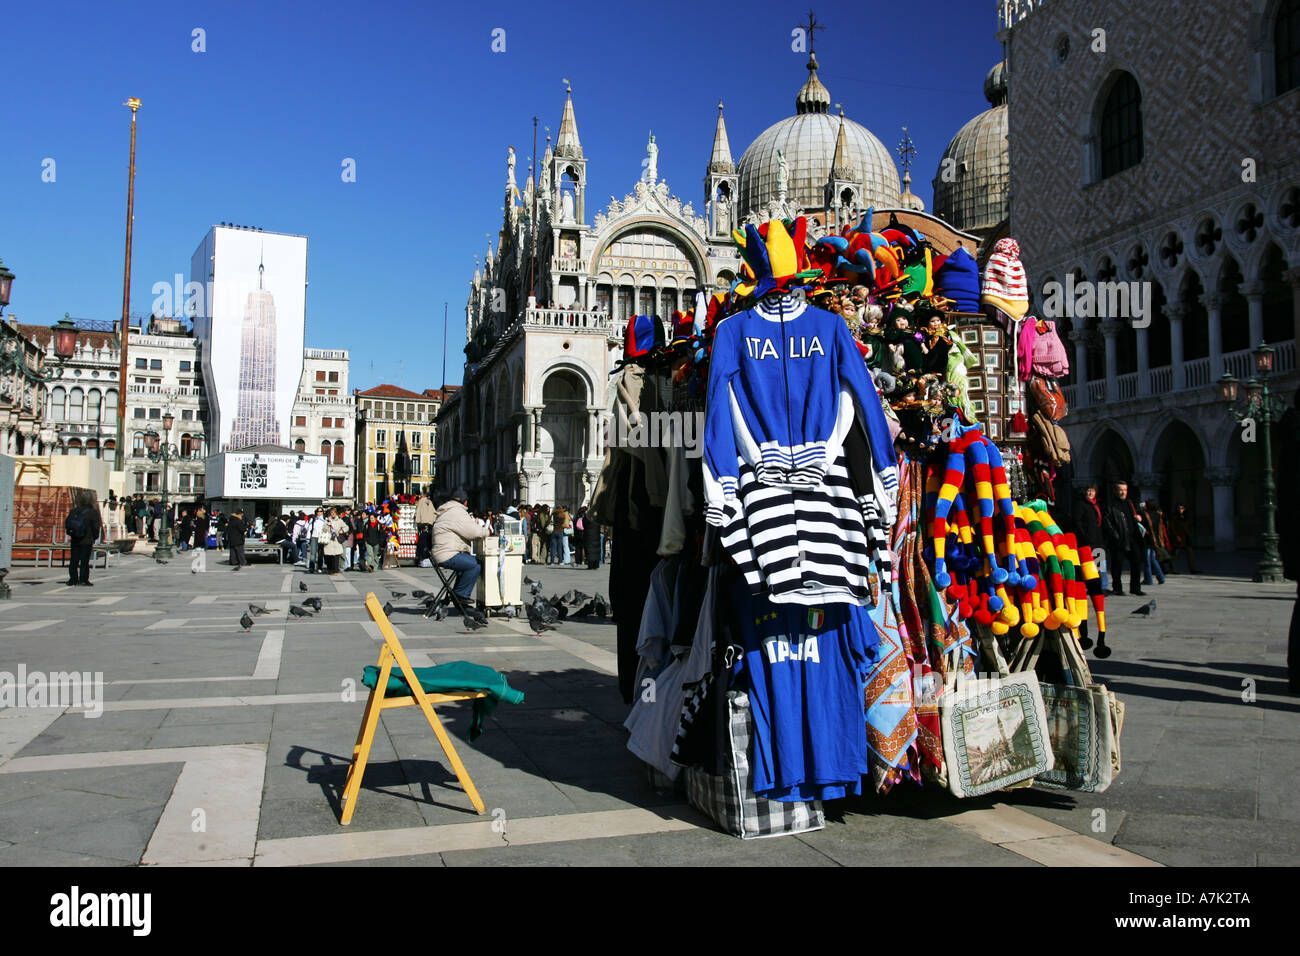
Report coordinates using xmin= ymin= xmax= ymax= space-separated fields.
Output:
xmin=64 ymin=492 xmax=103 ymax=587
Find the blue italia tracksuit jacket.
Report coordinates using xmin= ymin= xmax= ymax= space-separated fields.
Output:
xmin=703 ymin=296 xmax=899 ymax=528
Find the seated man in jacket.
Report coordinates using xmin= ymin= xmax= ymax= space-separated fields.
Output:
xmin=432 ymin=489 xmax=488 ymax=602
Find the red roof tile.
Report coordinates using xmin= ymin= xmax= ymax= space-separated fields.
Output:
xmin=357 ymin=384 xmax=436 ymax=400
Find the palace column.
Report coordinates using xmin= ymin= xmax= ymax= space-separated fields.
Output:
xmin=1101 ymin=319 xmax=1123 ymax=403
xmin=1203 ymin=291 xmax=1223 ymax=379
xmin=1070 ymin=329 xmax=1090 ymax=409
xmin=1136 ymin=321 xmax=1151 ymax=397
xmin=1166 ymin=303 xmax=1186 ymax=390
xmin=1206 ymin=466 xmax=1239 ymax=552
xmin=1241 ymin=280 xmax=1265 ymax=347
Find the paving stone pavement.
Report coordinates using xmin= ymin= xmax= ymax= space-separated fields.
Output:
xmin=0 ymin=547 xmax=1294 ymax=866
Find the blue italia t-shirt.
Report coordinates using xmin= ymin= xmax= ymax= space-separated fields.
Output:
xmin=733 ymin=577 xmax=880 ymax=802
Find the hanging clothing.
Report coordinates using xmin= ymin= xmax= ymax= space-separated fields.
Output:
xmin=702 ymin=295 xmax=898 ymax=528
xmin=719 ymin=452 xmax=883 ymax=606
xmin=625 ymin=563 xmax=717 ymax=779
xmin=731 ymin=577 xmax=879 ymax=802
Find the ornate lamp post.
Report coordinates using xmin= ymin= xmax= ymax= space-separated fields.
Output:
xmin=1218 ymin=342 xmax=1284 ymax=582
xmin=143 ymin=411 xmax=191 ymax=562
xmin=0 ymin=259 xmax=14 ymax=316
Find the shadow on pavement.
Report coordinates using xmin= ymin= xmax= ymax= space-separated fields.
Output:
xmin=1089 ymin=659 xmax=1300 ymax=711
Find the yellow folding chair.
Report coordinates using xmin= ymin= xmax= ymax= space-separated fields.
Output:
xmin=339 ymin=593 xmax=487 ymax=824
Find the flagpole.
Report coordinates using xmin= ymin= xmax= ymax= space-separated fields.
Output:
xmin=441 ymin=302 xmax=447 ymax=387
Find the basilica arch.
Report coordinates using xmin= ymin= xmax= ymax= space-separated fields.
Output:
xmin=590 ymin=219 xmax=710 ymax=325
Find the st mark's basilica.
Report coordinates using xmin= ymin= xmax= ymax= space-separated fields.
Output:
xmin=435 ymin=51 xmax=1009 ymax=510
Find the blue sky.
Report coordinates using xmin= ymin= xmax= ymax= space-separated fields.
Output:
xmin=1 ymin=0 xmax=1002 ymax=390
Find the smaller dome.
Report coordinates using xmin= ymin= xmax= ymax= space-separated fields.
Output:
xmin=984 ymin=61 xmax=1008 ymax=106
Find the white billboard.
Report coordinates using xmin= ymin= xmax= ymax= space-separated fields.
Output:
xmin=206 ymin=450 xmax=327 ymax=501
xmin=192 ymin=227 xmax=308 ymax=452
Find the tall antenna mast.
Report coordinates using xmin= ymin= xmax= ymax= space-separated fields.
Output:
xmin=441 ymin=302 xmax=448 ymax=387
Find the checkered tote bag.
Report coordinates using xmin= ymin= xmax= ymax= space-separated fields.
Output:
xmin=684 ymin=690 xmax=825 ymax=839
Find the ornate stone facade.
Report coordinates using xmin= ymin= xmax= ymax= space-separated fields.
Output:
xmin=437 ymin=58 xmax=919 ymax=511
xmin=1005 ymin=0 xmax=1300 ymax=550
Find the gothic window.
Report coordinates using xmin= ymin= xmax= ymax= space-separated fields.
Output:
xmin=1279 ymin=0 xmax=1300 ymax=95
xmin=1098 ymin=72 xmax=1143 ymax=179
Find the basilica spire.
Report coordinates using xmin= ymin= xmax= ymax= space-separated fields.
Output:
xmin=830 ymin=107 xmax=855 ymax=179
xmin=556 ymin=83 xmax=583 ymax=159
xmin=709 ymin=100 xmax=734 ymax=174
xmin=794 ymin=11 xmax=830 ymax=114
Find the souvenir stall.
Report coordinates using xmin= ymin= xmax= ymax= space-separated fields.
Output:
xmin=592 ymin=210 xmax=1123 ymax=839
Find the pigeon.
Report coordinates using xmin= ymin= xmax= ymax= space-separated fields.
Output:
xmin=547 ymin=596 xmax=569 ymax=621
xmin=298 ymin=581 xmax=309 ymax=593
xmin=570 ymin=590 xmax=592 ymax=606
xmin=304 ymin=597 xmax=322 ymax=612
xmin=382 ymin=601 xmax=394 ymax=617
xmin=559 ymin=589 xmax=579 ymax=605
xmin=1130 ymin=600 xmax=1156 ymax=617
xmin=464 ymin=614 xmax=488 ymax=631
xmin=240 ymin=612 xmax=254 ymax=631
xmin=412 ymin=590 xmax=428 ymax=599
xmin=529 ymin=581 xmax=545 ymax=597
xmin=249 ymin=603 xmax=269 ymax=616
xmin=526 ymin=603 xmax=557 ymax=633
xmin=289 ymin=604 xmax=313 ymax=617
xmin=424 ymin=603 xmax=447 ymax=621
xmin=531 ymin=598 xmax=559 ymax=623
xmin=523 ymin=576 xmax=539 ymax=586
xmin=592 ymin=593 xmax=609 ymax=618
xmin=574 ymin=599 xmax=596 ymax=617
xmin=390 ymin=591 xmax=406 ymax=599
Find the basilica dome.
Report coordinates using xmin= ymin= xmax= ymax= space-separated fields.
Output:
xmin=931 ymin=62 xmax=1009 ymax=235
xmin=736 ymin=54 xmax=901 ymax=218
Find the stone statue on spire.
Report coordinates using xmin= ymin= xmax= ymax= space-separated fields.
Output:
xmin=776 ymin=148 xmax=789 ymax=202
xmin=645 ymin=131 xmax=658 ymax=184
xmin=507 ymin=146 xmax=516 ymax=191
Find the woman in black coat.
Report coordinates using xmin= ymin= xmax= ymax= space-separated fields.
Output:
xmin=583 ymin=510 xmax=602 ymax=569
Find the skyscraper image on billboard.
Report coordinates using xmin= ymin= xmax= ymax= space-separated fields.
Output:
xmin=230 ymin=258 xmax=280 ymax=447
xmin=191 ymin=226 xmax=307 ymax=453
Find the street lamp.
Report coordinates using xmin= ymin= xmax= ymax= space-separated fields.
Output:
xmin=143 ymin=411 xmax=187 ymax=562
xmin=53 ymin=314 xmax=79 ymax=362
xmin=0 ymin=259 xmax=14 ymax=315
xmin=1219 ymin=343 xmax=1284 ymax=583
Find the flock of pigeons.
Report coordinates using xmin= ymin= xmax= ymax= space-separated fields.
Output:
xmin=238 ymin=576 xmax=610 ymax=635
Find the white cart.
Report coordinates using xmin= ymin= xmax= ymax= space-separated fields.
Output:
xmin=475 ymin=521 xmax=527 ymax=615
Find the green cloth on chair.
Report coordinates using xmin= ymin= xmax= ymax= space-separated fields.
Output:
xmin=361 ymin=661 xmax=525 ymax=741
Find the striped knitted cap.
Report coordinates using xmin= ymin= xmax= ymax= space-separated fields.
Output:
xmin=982 ymin=237 xmax=1028 ymax=304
